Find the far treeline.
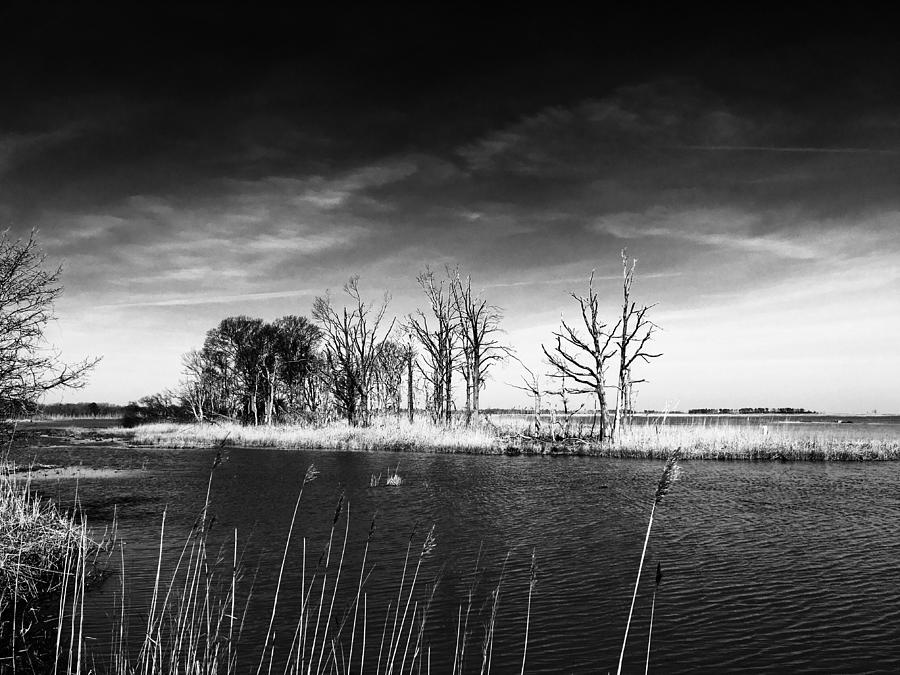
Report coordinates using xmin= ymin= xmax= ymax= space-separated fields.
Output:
xmin=138 ymin=251 xmax=663 ymax=442
xmin=686 ymin=407 xmax=815 ymax=415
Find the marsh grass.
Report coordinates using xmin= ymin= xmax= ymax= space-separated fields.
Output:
xmin=116 ymin=419 xmax=498 ymax=454
xmin=111 ymin=417 xmax=900 ymax=460
xmin=490 ymin=415 xmax=900 ymax=459
xmin=0 ymin=465 xmax=110 ymax=672
xmin=385 ymin=466 xmax=403 ymax=487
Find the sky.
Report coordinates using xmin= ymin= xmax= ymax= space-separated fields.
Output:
xmin=1 ymin=5 xmax=898 ymax=413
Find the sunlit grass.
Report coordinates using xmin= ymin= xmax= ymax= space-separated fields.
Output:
xmin=113 ymin=418 xmax=500 ymax=453
xmin=506 ymin=419 xmax=900 ymax=460
xmin=108 ymin=416 xmax=900 ymax=460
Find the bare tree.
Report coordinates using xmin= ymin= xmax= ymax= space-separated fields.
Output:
xmin=405 ymin=338 xmax=416 ymax=423
xmin=374 ymin=338 xmax=406 ymax=415
xmin=510 ymin=361 xmax=544 ymax=436
xmin=448 ymin=266 xmax=509 ymax=424
xmin=0 ymin=230 xmax=99 ymax=417
xmin=313 ymin=276 xmax=394 ymax=426
xmin=257 ymin=322 xmax=281 ymax=426
xmin=180 ymin=349 xmax=214 ymax=422
xmin=542 ymin=272 xmax=617 ymax=441
xmin=406 ymin=269 xmax=457 ymax=424
xmin=612 ymin=250 xmax=662 ymax=438
xmin=547 ymin=372 xmax=585 ymax=439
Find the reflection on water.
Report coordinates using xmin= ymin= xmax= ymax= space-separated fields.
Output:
xmin=16 ymin=443 xmax=900 ymax=673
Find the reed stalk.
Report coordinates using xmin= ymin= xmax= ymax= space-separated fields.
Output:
xmin=617 ymin=450 xmax=681 ymax=675
xmin=520 ymin=549 xmax=538 ymax=675
xmin=645 ymin=562 xmax=661 ymax=675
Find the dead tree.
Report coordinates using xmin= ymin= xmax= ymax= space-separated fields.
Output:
xmin=511 ymin=362 xmax=544 ymax=436
xmin=406 ymin=269 xmax=458 ymax=424
xmin=312 ymin=276 xmax=394 ymax=426
xmin=374 ymin=338 xmax=406 ymax=415
xmin=404 ymin=336 xmax=416 ymax=423
xmin=547 ymin=372 xmax=585 ymax=439
xmin=542 ymin=272 xmax=617 ymax=441
xmin=612 ymin=250 xmax=662 ymax=438
xmin=448 ymin=266 xmax=509 ymax=424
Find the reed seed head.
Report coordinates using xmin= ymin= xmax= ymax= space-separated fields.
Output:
xmin=653 ymin=448 xmax=682 ymax=506
xmin=529 ymin=549 xmax=538 ymax=589
xmin=304 ymin=464 xmax=320 ymax=484
xmin=332 ymin=492 xmax=345 ymax=525
xmin=421 ymin=525 xmax=437 ymax=558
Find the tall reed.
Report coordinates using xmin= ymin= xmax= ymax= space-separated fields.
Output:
xmin=0 ymin=464 xmax=110 ymax=672
xmin=79 ymin=460 xmax=516 ymax=675
xmin=645 ymin=562 xmax=662 ymax=675
xmin=617 ymin=450 xmax=681 ymax=675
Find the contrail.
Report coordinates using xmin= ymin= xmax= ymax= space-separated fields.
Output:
xmin=673 ymin=144 xmax=900 ymax=155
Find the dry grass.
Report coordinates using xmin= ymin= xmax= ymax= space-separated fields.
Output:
xmin=490 ymin=416 xmax=900 ymax=460
xmin=115 ymin=418 xmax=499 ymax=453
xmin=1 ymin=465 xmax=109 ymax=671
xmin=101 ymin=415 xmax=900 ymax=460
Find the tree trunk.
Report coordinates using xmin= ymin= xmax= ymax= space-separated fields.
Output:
xmin=464 ymin=372 xmax=472 ymax=425
xmin=597 ymin=384 xmax=609 ymax=442
xmin=445 ymin=364 xmax=452 ymax=424
xmin=266 ymin=369 xmax=276 ymax=425
xmin=471 ymin=354 xmax=482 ymax=424
xmin=360 ymin=389 xmax=369 ymax=427
xmin=407 ymin=353 xmax=414 ymax=423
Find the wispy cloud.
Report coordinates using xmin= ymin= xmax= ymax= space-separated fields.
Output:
xmin=484 ymin=271 xmax=683 ymax=289
xmin=98 ymin=288 xmax=319 ymax=309
xmin=593 ymin=207 xmax=818 ymax=260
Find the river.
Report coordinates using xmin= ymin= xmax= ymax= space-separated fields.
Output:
xmin=17 ymin=440 xmax=900 ymax=673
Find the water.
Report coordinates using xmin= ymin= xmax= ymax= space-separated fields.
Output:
xmin=17 ymin=442 xmax=900 ymax=673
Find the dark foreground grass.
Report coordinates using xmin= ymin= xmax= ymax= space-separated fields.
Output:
xmin=0 ymin=464 xmax=110 ymax=672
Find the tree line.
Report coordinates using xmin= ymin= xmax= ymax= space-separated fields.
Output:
xmin=143 ymin=252 xmax=662 ymax=443
xmin=687 ymin=407 xmax=815 ymax=415
xmin=0 ymin=230 xmax=662 ymax=441
xmin=151 ymin=267 xmax=510 ymax=427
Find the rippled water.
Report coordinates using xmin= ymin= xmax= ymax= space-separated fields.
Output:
xmin=18 ymin=443 xmax=900 ymax=673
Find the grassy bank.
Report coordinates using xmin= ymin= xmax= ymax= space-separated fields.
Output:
xmin=0 ymin=466 xmax=108 ymax=671
xmin=112 ymin=418 xmax=500 ymax=453
xmin=102 ymin=417 xmax=900 ymax=460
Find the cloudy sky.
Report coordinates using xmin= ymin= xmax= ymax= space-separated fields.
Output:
xmin=2 ymin=5 xmax=898 ymax=412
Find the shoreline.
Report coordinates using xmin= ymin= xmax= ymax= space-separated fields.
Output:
xmin=76 ymin=419 xmax=900 ymax=461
